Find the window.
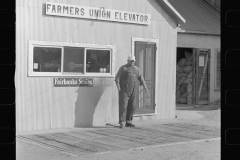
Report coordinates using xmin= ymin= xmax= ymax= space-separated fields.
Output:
xmin=63 ymin=47 xmax=84 ymax=74
xmin=215 ymin=48 xmax=221 ymax=91
xmin=33 ymin=47 xmax=62 ymax=72
xmin=29 ymin=41 xmax=114 ymax=77
xmin=86 ymin=49 xmax=110 ymax=73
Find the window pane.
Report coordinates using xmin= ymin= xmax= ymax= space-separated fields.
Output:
xmin=86 ymin=49 xmax=110 ymax=73
xmin=33 ymin=47 xmax=61 ymax=72
xmin=63 ymin=47 xmax=84 ymax=73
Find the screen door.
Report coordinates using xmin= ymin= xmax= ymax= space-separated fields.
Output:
xmin=134 ymin=41 xmax=156 ymax=114
xmin=193 ymin=48 xmax=210 ymax=105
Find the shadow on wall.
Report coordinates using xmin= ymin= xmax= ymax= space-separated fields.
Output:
xmin=74 ymin=85 xmax=105 ymax=127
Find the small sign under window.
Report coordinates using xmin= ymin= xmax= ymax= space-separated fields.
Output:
xmin=54 ymin=78 xmax=93 ymax=87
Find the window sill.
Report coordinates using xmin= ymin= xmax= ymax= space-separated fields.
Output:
xmin=133 ymin=113 xmax=157 ymax=117
xmin=28 ymin=74 xmax=115 ymax=78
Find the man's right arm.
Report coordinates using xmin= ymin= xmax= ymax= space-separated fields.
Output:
xmin=115 ymin=66 xmax=124 ymax=92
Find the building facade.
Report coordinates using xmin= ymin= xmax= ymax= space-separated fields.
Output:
xmin=16 ymin=0 xmax=186 ymax=132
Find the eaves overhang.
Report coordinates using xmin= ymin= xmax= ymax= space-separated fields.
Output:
xmin=156 ymin=0 xmax=186 ymax=25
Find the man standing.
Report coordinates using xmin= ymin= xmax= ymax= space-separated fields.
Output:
xmin=115 ymin=54 xmax=148 ymax=128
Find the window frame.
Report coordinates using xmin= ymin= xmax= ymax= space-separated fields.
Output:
xmin=85 ymin=48 xmax=112 ymax=76
xmin=214 ymin=48 xmax=221 ymax=91
xmin=28 ymin=40 xmax=116 ymax=77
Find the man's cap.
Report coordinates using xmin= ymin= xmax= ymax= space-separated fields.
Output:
xmin=127 ymin=54 xmax=136 ymax=61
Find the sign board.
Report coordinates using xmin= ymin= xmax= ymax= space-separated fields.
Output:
xmin=54 ymin=78 xmax=93 ymax=87
xmin=46 ymin=2 xmax=151 ymax=25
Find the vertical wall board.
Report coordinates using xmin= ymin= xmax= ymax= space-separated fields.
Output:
xmin=146 ymin=0 xmax=162 ymax=22
xmin=51 ymin=88 xmax=60 ymax=129
xmin=77 ymin=19 xmax=94 ymax=44
xmin=111 ymin=86 xmax=119 ymax=123
xmin=156 ymin=24 xmax=177 ymax=119
xmin=85 ymin=20 xmax=96 ymax=44
xmin=50 ymin=87 xmax=76 ymax=129
xmin=108 ymin=23 xmax=116 ymax=45
xmin=112 ymin=0 xmax=130 ymax=11
xmin=30 ymin=78 xmax=40 ymax=130
xmin=16 ymin=0 xmax=20 ymax=6
xmin=22 ymin=0 xmax=27 ymax=7
xmin=72 ymin=19 xmax=79 ymax=43
xmin=27 ymin=79 xmax=44 ymax=130
xmin=29 ymin=78 xmax=38 ymax=130
xmin=92 ymin=78 xmax=117 ymax=126
xmin=75 ymin=19 xmax=86 ymax=43
xmin=50 ymin=17 xmax=57 ymax=42
xmin=168 ymin=30 xmax=177 ymax=118
xmin=29 ymin=7 xmax=36 ymax=40
xmin=42 ymin=10 xmax=53 ymax=41
xmin=144 ymin=0 xmax=161 ymax=39
xmin=159 ymin=22 xmax=169 ymax=45
xmin=21 ymin=7 xmax=29 ymax=131
xmin=16 ymin=6 xmax=23 ymax=131
xmin=20 ymin=0 xmax=24 ymax=7
xmin=90 ymin=0 xmax=112 ymax=8
xmin=33 ymin=0 xmax=42 ymax=8
xmin=34 ymin=7 xmax=39 ymax=40
xmin=162 ymin=7 xmax=177 ymax=30
xmin=27 ymin=0 xmax=33 ymax=7
xmin=62 ymin=18 xmax=69 ymax=43
xmin=23 ymin=6 xmax=33 ymax=131
xmin=157 ymin=34 xmax=167 ymax=118
xmin=94 ymin=21 xmax=106 ymax=45
xmin=45 ymin=1 xmax=56 ymax=42
xmin=129 ymin=0 xmax=146 ymax=13
xmin=69 ymin=19 xmax=76 ymax=43
xmin=129 ymin=0 xmax=147 ymax=39
xmin=55 ymin=17 xmax=64 ymax=42
xmin=130 ymin=24 xmax=139 ymax=39
xmin=72 ymin=0 xmax=90 ymax=6
xmin=114 ymin=23 xmax=132 ymax=68
xmin=144 ymin=20 xmax=159 ymax=39
xmin=37 ymin=78 xmax=52 ymax=130
xmin=63 ymin=18 xmax=70 ymax=43
xmin=161 ymin=8 xmax=170 ymax=26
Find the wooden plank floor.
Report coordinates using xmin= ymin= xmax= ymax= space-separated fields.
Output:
xmin=18 ymin=122 xmax=220 ymax=156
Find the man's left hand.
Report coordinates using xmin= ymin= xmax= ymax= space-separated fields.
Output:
xmin=144 ymin=87 xmax=149 ymax=92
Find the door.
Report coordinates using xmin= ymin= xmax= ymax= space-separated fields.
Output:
xmin=193 ymin=48 xmax=210 ymax=105
xmin=134 ymin=41 xmax=156 ymax=114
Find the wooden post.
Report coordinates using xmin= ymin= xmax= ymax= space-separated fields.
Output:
xmin=192 ymin=49 xmax=196 ymax=104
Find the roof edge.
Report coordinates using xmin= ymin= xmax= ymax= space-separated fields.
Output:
xmin=162 ymin=0 xmax=186 ymax=24
xmin=177 ymin=29 xmax=220 ymax=36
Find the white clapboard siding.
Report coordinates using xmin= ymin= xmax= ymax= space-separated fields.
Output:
xmin=16 ymin=0 xmax=178 ymax=131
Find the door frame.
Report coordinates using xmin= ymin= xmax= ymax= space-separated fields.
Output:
xmin=131 ymin=37 xmax=159 ymax=115
xmin=176 ymin=45 xmax=211 ymax=105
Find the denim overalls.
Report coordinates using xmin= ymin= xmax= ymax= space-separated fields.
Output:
xmin=116 ymin=64 xmax=143 ymax=123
